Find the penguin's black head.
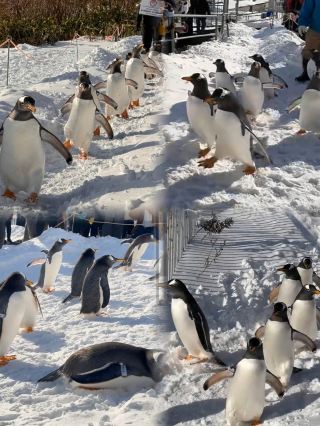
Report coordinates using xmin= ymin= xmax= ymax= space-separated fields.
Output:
xmin=58 ymin=238 xmax=72 ymax=246
xmin=159 ymin=279 xmax=189 ymax=299
xmin=214 ymin=59 xmax=224 ymax=66
xmin=245 ymin=337 xmax=264 ymax=360
xmin=204 ymin=88 xmax=228 ymax=106
xmin=298 ymin=257 xmax=312 ymax=270
xmin=181 ymin=73 xmax=206 ymax=85
xmin=84 ymin=248 xmax=96 ymax=257
xmin=79 ymin=71 xmax=91 ymax=85
xmin=249 ymin=61 xmax=261 ymax=78
xmin=312 ymin=49 xmax=320 ymax=65
xmin=99 ymin=254 xmax=123 ymax=268
xmin=249 ymin=54 xmax=264 ymax=64
xmin=213 ymin=59 xmax=227 ymax=72
xmin=107 ymin=58 xmax=123 ymax=74
xmin=276 ymin=263 xmax=301 ymax=280
xmin=272 ymin=302 xmax=288 ymax=321
xmin=132 ymin=43 xmax=144 ymax=58
xmin=126 ymin=52 xmax=133 ymax=61
xmin=305 ymin=284 xmax=320 ymax=295
xmin=16 ymin=96 xmax=36 ymax=113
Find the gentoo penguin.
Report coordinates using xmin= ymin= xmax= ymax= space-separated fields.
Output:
xmin=38 ymin=342 xmax=164 ymax=389
xmin=307 ymin=49 xmax=320 ymax=79
xmin=288 ymin=71 xmax=320 ymax=136
xmin=249 ymin=54 xmax=288 ymax=99
xmin=80 ymin=254 xmax=121 ymax=316
xmin=182 ymin=73 xmax=216 ymax=158
xmin=290 ymin=284 xmax=320 ymax=342
xmin=203 ymin=337 xmax=284 ymax=426
xmin=241 ymin=62 xmax=265 ymax=118
xmin=62 ymin=76 xmax=117 ymax=159
xmin=62 ymin=248 xmax=96 ymax=303
xmin=0 ymin=273 xmax=40 ymax=366
xmin=159 ymin=279 xmax=225 ymax=364
xmin=20 ymin=280 xmax=41 ymax=333
xmin=269 ymin=264 xmax=303 ymax=306
xmin=0 ymin=96 xmax=72 ymax=203
xmin=116 ymin=233 xmax=156 ymax=271
xmin=212 ymin=59 xmax=236 ymax=94
xmin=28 ymin=238 xmax=71 ymax=293
xmin=124 ymin=44 xmax=147 ymax=108
xmin=297 ymin=256 xmax=314 ymax=286
xmin=199 ymin=88 xmax=270 ymax=173
xmin=255 ymin=302 xmax=316 ymax=388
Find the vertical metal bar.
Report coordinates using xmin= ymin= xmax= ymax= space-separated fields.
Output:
xmin=235 ymin=0 xmax=239 ymax=22
xmin=76 ymin=36 xmax=79 ymax=69
xmin=170 ymin=22 xmax=175 ymax=54
xmin=6 ymin=38 xmax=10 ymax=87
xmin=215 ymin=16 xmax=218 ymax=40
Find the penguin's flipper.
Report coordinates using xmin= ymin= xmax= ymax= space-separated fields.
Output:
xmin=144 ymin=66 xmax=164 ymax=77
xmin=0 ymin=124 xmax=3 ymax=145
xmin=287 ymin=97 xmax=302 ymax=113
xmin=41 ymin=249 xmax=49 ymax=255
xmin=70 ymin=362 xmax=129 ymax=385
xmin=62 ymin=294 xmax=74 ymax=304
xmin=29 ymin=284 xmax=44 ymax=317
xmin=262 ymin=82 xmax=285 ymax=90
xmin=188 ymin=305 xmax=213 ymax=353
xmin=312 ymin=271 xmax=320 ymax=287
xmin=27 ymin=257 xmax=46 ymax=267
xmin=269 ymin=287 xmax=280 ymax=303
xmin=94 ymin=81 xmax=108 ymax=91
xmin=125 ymin=78 xmax=138 ymax=89
xmin=266 ymin=370 xmax=285 ymax=397
xmin=60 ymin=94 xmax=75 ymax=112
xmin=255 ymin=325 xmax=265 ymax=339
xmin=95 ymin=113 xmax=113 ymax=139
xmin=60 ymin=103 xmax=72 ymax=117
xmin=38 ymin=368 xmax=62 ymax=382
xmin=100 ymin=276 xmax=110 ymax=308
xmin=97 ymin=92 xmax=118 ymax=110
xmin=272 ymin=73 xmax=288 ymax=88
xmin=240 ymin=122 xmax=272 ymax=164
xmin=121 ymin=239 xmax=134 ymax=245
xmin=203 ymin=368 xmax=234 ymax=390
xmin=291 ymin=329 xmax=317 ymax=352
xmin=39 ymin=126 xmax=73 ymax=164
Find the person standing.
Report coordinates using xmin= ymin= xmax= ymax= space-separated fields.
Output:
xmin=189 ymin=0 xmax=211 ymax=34
xmin=296 ymin=0 xmax=320 ymax=82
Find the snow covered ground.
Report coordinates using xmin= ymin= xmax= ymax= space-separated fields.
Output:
xmin=0 ymin=36 xmax=166 ymax=213
xmin=0 ymin=227 xmax=166 ymax=425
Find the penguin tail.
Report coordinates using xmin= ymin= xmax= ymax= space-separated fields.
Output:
xmin=62 ymin=294 xmax=73 ymax=304
xmin=38 ymin=368 xmax=62 ymax=382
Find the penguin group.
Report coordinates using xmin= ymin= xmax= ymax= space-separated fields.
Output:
xmin=162 ymin=255 xmax=319 ymax=425
xmin=0 ymin=230 xmax=160 ymax=390
xmin=0 ymin=43 xmax=163 ymax=203
xmin=182 ymin=54 xmax=288 ymax=175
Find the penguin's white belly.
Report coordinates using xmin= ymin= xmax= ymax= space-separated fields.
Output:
xmin=214 ymin=110 xmax=254 ymax=166
xmin=226 ymin=359 xmax=265 ymax=425
xmin=0 ymin=118 xmax=45 ymax=193
xmin=20 ymin=287 xmax=38 ymax=329
xmin=291 ymin=300 xmax=317 ymax=341
xmin=171 ymin=298 xmax=208 ymax=358
xmin=0 ymin=292 xmax=26 ymax=356
xmin=125 ymin=59 xmax=145 ymax=101
xmin=43 ymin=252 xmax=62 ymax=290
xmin=186 ymin=95 xmax=216 ymax=147
xmin=215 ymin=72 xmax=236 ymax=94
xmin=259 ymin=68 xmax=274 ymax=98
xmin=299 ymin=90 xmax=320 ymax=133
xmin=70 ymin=374 xmax=153 ymax=389
xmin=297 ymin=267 xmax=313 ymax=286
xmin=131 ymin=243 xmax=148 ymax=266
xmin=106 ymin=74 xmax=129 ymax=116
xmin=64 ymin=98 xmax=96 ymax=150
xmin=263 ymin=321 xmax=293 ymax=387
xmin=241 ymin=77 xmax=264 ymax=116
xmin=307 ymin=60 xmax=317 ymax=79
xmin=277 ymin=279 xmax=302 ymax=307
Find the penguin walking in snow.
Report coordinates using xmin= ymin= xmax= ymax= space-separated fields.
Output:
xmin=27 ymin=238 xmax=71 ymax=293
xmin=38 ymin=341 xmax=164 ymax=389
xmin=203 ymin=337 xmax=284 ymax=426
xmin=249 ymin=54 xmax=288 ymax=99
xmin=288 ymin=71 xmax=320 ymax=136
xmin=62 ymin=248 xmax=96 ymax=304
xmin=80 ymin=255 xmax=122 ymax=317
xmin=0 ymin=96 xmax=72 ymax=203
xmin=61 ymin=71 xmax=117 ymax=159
xmin=241 ymin=62 xmax=265 ymax=118
xmin=182 ymin=73 xmax=216 ymax=158
xmin=198 ymin=88 xmax=270 ymax=174
xmin=115 ymin=233 xmax=156 ymax=272
xmin=297 ymin=256 xmax=320 ymax=286
xmin=159 ymin=279 xmax=225 ymax=364
xmin=255 ymin=302 xmax=316 ymax=388
xmin=211 ymin=59 xmax=236 ymax=94
xmin=269 ymin=264 xmax=303 ymax=306
xmin=0 ymin=273 xmax=41 ymax=366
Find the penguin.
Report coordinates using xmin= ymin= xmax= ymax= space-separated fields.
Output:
xmin=27 ymin=238 xmax=71 ymax=293
xmin=62 ymin=248 xmax=96 ymax=304
xmin=212 ymin=59 xmax=236 ymax=94
xmin=159 ymin=279 xmax=225 ymax=364
xmin=249 ymin=54 xmax=288 ymax=99
xmin=0 ymin=96 xmax=72 ymax=203
xmin=203 ymin=337 xmax=284 ymax=426
xmin=255 ymin=302 xmax=316 ymax=388
xmin=290 ymin=284 xmax=320 ymax=343
xmin=20 ymin=280 xmax=41 ymax=333
xmin=297 ymin=256 xmax=314 ymax=286
xmin=241 ymin=62 xmax=265 ymax=118
xmin=80 ymin=254 xmax=121 ymax=317
xmin=199 ymin=88 xmax=270 ymax=173
xmin=94 ymin=58 xmax=138 ymax=120
xmin=124 ymin=44 xmax=145 ymax=108
xmin=115 ymin=233 xmax=156 ymax=272
xmin=307 ymin=49 xmax=320 ymax=80
xmin=269 ymin=264 xmax=303 ymax=306
xmin=0 ymin=273 xmax=40 ymax=366
xmin=62 ymin=76 xmax=117 ymax=159
xmin=141 ymin=52 xmax=164 ymax=80
xmin=181 ymin=73 xmax=216 ymax=158
xmin=288 ymin=71 xmax=320 ymax=136
xmin=37 ymin=341 xmax=164 ymax=389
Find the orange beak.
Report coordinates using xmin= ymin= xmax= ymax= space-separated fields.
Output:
xmin=276 ymin=266 xmax=285 ymax=272
xmin=181 ymin=76 xmax=192 ymax=82
xmin=26 ymin=104 xmax=36 ymax=113
xmin=204 ymin=96 xmax=216 ymax=106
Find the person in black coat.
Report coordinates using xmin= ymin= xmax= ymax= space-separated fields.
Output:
xmin=189 ymin=0 xmax=210 ymax=34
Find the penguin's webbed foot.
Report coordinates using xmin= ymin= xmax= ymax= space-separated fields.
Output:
xmin=121 ymin=109 xmax=129 ymax=119
xmin=43 ymin=287 xmax=55 ymax=293
xmin=251 ymin=419 xmax=262 ymax=426
xmin=198 ymin=156 xmax=217 ymax=169
xmin=183 ymin=354 xmax=195 ymax=361
xmin=0 ymin=355 xmax=16 ymax=366
xmin=25 ymin=192 xmax=39 ymax=204
xmin=296 ymin=129 xmax=306 ymax=135
xmin=23 ymin=327 xmax=34 ymax=333
xmin=80 ymin=150 xmax=89 ymax=160
xmin=243 ymin=165 xmax=256 ymax=175
xmin=93 ymin=127 xmax=100 ymax=136
xmin=198 ymin=147 xmax=211 ymax=158
xmin=2 ymin=189 xmax=16 ymax=201
xmin=132 ymin=99 xmax=140 ymax=108
xmin=64 ymin=139 xmax=73 ymax=150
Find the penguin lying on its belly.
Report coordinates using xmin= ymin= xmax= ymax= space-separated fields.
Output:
xmin=0 ymin=96 xmax=72 ymax=203
xmin=204 ymin=337 xmax=284 ymax=426
xmin=38 ymin=342 xmax=164 ymax=389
